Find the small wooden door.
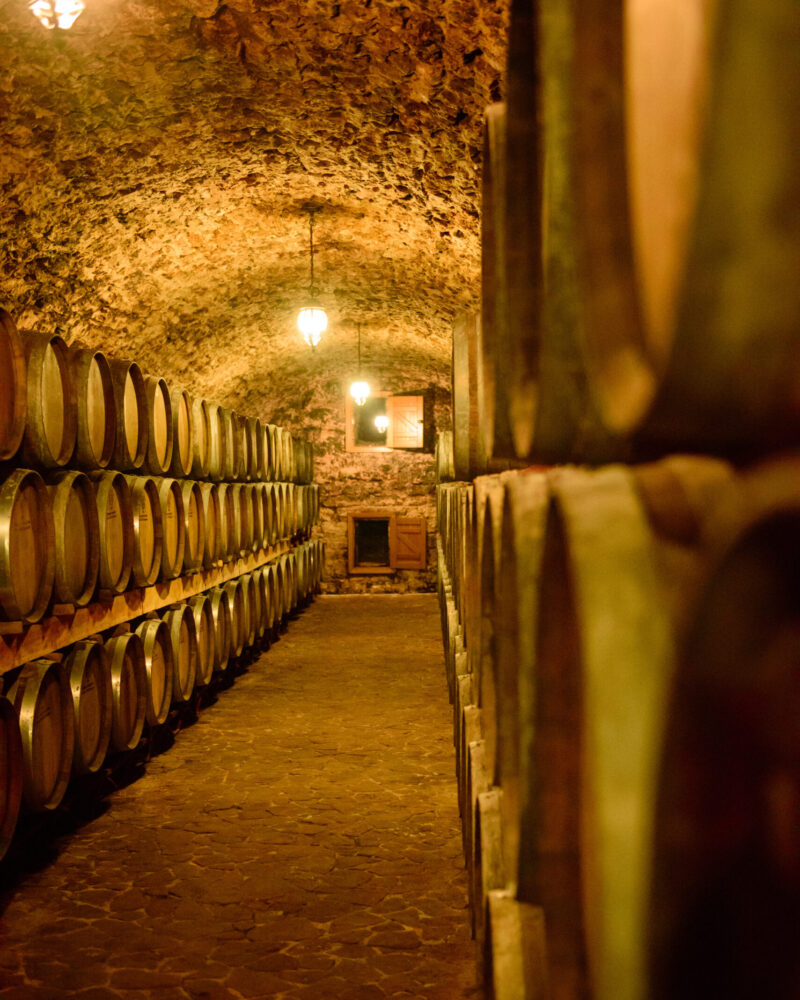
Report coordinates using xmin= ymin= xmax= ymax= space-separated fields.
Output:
xmin=394 ymin=516 xmax=427 ymax=570
xmin=387 ymin=395 xmax=424 ymax=449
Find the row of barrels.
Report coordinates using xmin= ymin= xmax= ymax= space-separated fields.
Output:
xmin=437 ymin=455 xmax=800 ymax=1000
xmin=0 ymin=466 xmax=321 ymax=623
xmin=452 ymin=0 xmax=800 ymax=479
xmin=0 ymin=539 xmax=325 ymax=860
xmin=0 ymin=310 xmax=314 ymax=483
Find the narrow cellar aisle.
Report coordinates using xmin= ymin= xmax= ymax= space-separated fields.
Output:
xmin=0 ymin=595 xmax=477 ymax=1000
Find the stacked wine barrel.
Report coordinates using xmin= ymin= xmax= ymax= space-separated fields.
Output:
xmin=442 ymin=3 xmax=800 ymax=1000
xmin=0 ymin=309 xmax=324 ymax=861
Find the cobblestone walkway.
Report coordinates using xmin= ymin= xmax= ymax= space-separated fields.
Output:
xmin=0 ymin=595 xmax=477 ymax=1000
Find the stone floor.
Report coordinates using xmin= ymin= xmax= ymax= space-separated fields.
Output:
xmin=0 ymin=595 xmax=478 ymax=1000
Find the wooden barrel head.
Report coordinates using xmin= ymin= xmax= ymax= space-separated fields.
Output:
xmin=64 ymin=640 xmax=112 ymax=775
xmin=156 ymin=478 xmax=185 ymax=580
xmin=11 ymin=659 xmax=74 ymax=812
xmin=188 ymin=395 xmax=209 ymax=479
xmin=110 ymin=360 xmax=147 ymax=471
xmin=170 ymin=388 xmax=194 ymax=478
xmin=144 ymin=376 xmax=173 ymax=476
xmin=135 ymin=619 xmax=174 ymax=726
xmin=91 ymin=471 xmax=133 ymax=594
xmin=48 ymin=470 xmax=100 ymax=608
xmin=21 ymin=332 xmax=77 ymax=469
xmin=162 ymin=605 xmax=197 ymax=704
xmin=189 ymin=594 xmax=215 ymax=687
xmin=69 ymin=346 xmax=116 ymax=471
xmin=1 ymin=469 xmax=55 ymax=623
xmin=208 ymin=586 xmax=232 ymax=672
xmin=105 ymin=632 xmax=147 ymax=751
xmin=199 ymin=483 xmax=221 ymax=569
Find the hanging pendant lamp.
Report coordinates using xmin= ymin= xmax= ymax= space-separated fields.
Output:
xmin=297 ymin=209 xmax=327 ymax=348
xmin=349 ymin=323 xmax=370 ymax=406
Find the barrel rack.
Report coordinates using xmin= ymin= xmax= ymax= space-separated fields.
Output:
xmin=0 ymin=538 xmax=293 ymax=675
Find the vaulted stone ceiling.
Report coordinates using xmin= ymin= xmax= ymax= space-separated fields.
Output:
xmin=1 ymin=0 xmax=509 ymax=413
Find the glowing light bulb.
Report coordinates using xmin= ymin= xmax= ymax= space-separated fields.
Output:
xmin=350 ymin=381 xmax=370 ymax=406
xmin=374 ymin=415 xmax=390 ymax=434
xmin=29 ymin=0 xmax=84 ymax=29
xmin=297 ymin=306 xmax=328 ymax=348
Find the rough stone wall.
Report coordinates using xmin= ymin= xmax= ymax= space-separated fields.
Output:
xmin=0 ymin=0 xmax=509 ymax=412
xmin=264 ymin=346 xmax=451 ymax=593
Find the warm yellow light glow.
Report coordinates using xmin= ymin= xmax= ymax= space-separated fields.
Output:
xmin=350 ymin=381 xmax=370 ymax=406
xmin=297 ymin=307 xmax=328 ymax=348
xmin=374 ymin=415 xmax=390 ymax=434
xmin=29 ymin=0 xmax=84 ymax=28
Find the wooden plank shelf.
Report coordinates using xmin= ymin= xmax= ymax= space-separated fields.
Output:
xmin=0 ymin=538 xmax=295 ymax=676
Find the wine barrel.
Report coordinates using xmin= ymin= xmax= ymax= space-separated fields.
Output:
xmin=109 ymin=359 xmax=148 ymax=471
xmin=272 ymin=559 xmax=286 ymax=622
xmin=216 ymin=483 xmax=239 ymax=562
xmin=207 ymin=586 xmax=232 ymax=673
xmin=134 ymin=619 xmax=174 ymax=726
xmin=154 ymin=478 xmax=185 ymax=581
xmin=650 ymin=497 xmax=800 ymax=1000
xmin=190 ymin=396 xmax=211 ymax=480
xmin=231 ymin=485 xmax=253 ymax=557
xmin=0 ymin=694 xmax=24 ymax=861
xmin=239 ymin=573 xmax=259 ymax=648
xmin=264 ymin=424 xmax=278 ymax=481
xmin=519 ymin=0 xmax=800 ymax=460
xmin=180 ymin=480 xmax=205 ymax=573
xmin=199 ymin=482 xmax=222 ymax=569
xmin=104 ymin=632 xmax=147 ymax=751
xmin=243 ymin=416 xmax=259 ymax=482
xmin=0 ymin=308 xmax=26 ymax=462
xmin=436 ymin=431 xmax=456 ymax=483
xmin=255 ymin=483 xmax=270 ymax=548
xmin=452 ymin=313 xmax=487 ymax=479
xmin=124 ymin=475 xmax=162 ymax=588
xmin=206 ymin=402 xmax=226 ymax=483
xmin=223 ymin=578 xmax=247 ymax=658
xmin=188 ymin=594 xmax=215 ymax=687
xmin=515 ymin=458 xmax=734 ymax=1000
xmin=219 ymin=407 xmax=237 ymax=481
xmin=20 ymin=331 xmax=78 ymax=469
xmin=252 ymin=421 xmax=266 ymax=481
xmin=295 ymin=486 xmax=308 ymax=537
xmin=143 ymin=376 xmax=173 ymax=476
xmin=90 ymin=470 xmax=134 ymax=595
xmin=0 ymin=468 xmax=55 ymax=623
xmin=252 ymin=566 xmax=271 ymax=636
xmin=10 ymin=658 xmax=74 ymax=811
xmin=265 ymin=483 xmax=280 ymax=544
xmin=69 ymin=345 xmax=116 ymax=470
xmin=247 ymin=485 xmax=263 ymax=551
xmin=161 ymin=604 xmax=197 ymax=704
xmin=491 ymin=470 xmax=549 ymax=906
xmin=480 ymin=103 xmax=516 ymax=463
xmin=169 ymin=387 xmax=194 ymax=478
xmin=47 ymin=470 xmax=100 ymax=607
xmin=63 ymin=640 xmax=112 ymax=775
xmin=262 ymin=563 xmax=279 ymax=630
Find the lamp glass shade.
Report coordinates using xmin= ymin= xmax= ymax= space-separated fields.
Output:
xmin=374 ymin=415 xmax=390 ymax=434
xmin=298 ymin=306 xmax=328 ymax=347
xmin=29 ymin=0 xmax=84 ymax=28
xmin=350 ymin=381 xmax=370 ymax=406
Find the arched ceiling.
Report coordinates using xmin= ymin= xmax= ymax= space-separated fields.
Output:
xmin=0 ymin=0 xmax=509 ymax=412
